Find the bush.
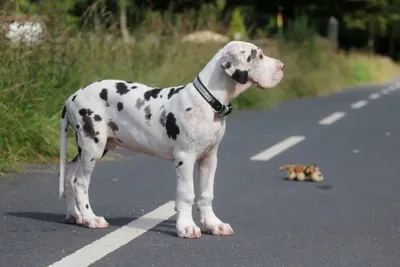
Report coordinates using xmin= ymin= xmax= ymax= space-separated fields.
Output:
xmin=228 ymin=7 xmax=248 ymax=41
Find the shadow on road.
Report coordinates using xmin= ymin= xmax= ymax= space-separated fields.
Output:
xmin=5 ymin=211 xmax=179 ymax=237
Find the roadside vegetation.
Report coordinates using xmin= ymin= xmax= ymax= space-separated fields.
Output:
xmin=1 ymin=1 xmax=399 ymax=172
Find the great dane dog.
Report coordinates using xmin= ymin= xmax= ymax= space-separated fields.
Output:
xmin=58 ymin=40 xmax=285 ymax=239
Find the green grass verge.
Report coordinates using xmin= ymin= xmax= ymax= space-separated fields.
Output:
xmin=1 ymin=37 xmax=399 ymax=172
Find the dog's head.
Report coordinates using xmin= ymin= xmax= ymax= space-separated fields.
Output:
xmin=219 ymin=41 xmax=284 ymax=89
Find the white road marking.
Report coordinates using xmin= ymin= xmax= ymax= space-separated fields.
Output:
xmin=318 ymin=111 xmax=346 ymax=125
xmin=368 ymin=93 xmax=380 ymax=100
xmin=351 ymin=100 xmax=368 ymax=109
xmin=48 ymin=201 xmax=176 ymax=267
xmin=250 ymin=136 xmax=305 ymax=161
xmin=381 ymin=88 xmax=391 ymax=94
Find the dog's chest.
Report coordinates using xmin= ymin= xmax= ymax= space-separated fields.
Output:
xmin=184 ymin=114 xmax=226 ymax=155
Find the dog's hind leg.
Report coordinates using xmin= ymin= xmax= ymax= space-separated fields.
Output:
xmin=64 ymin=154 xmax=82 ymax=224
xmin=72 ymin=128 xmax=110 ymax=229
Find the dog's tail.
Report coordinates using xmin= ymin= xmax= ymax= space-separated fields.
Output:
xmin=59 ymin=104 xmax=70 ymax=200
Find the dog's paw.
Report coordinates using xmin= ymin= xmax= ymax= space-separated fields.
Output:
xmin=65 ymin=212 xmax=82 ymax=224
xmin=201 ymin=218 xmax=234 ymax=236
xmin=80 ymin=216 xmax=109 ymax=229
xmin=176 ymin=220 xmax=201 ymax=239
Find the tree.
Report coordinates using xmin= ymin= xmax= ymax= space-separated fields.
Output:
xmin=228 ymin=7 xmax=248 ymax=40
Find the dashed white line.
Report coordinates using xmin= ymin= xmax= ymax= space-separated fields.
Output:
xmin=369 ymin=93 xmax=380 ymax=100
xmin=48 ymin=201 xmax=176 ymax=267
xmin=250 ymin=136 xmax=305 ymax=161
xmin=381 ymin=88 xmax=391 ymax=94
xmin=318 ymin=111 xmax=346 ymax=125
xmin=351 ymin=100 xmax=368 ymax=109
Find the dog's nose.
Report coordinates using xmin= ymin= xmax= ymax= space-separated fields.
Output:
xmin=276 ymin=60 xmax=285 ymax=71
xmin=279 ymin=61 xmax=285 ymax=71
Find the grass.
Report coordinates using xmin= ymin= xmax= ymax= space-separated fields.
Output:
xmin=1 ymin=35 xmax=399 ymax=172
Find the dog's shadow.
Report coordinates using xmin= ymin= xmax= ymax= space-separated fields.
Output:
xmin=6 ymin=211 xmax=178 ymax=237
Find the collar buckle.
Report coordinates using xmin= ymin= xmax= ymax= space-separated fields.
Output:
xmin=193 ymin=75 xmax=233 ymax=117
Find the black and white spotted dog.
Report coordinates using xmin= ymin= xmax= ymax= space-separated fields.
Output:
xmin=59 ymin=41 xmax=285 ymax=239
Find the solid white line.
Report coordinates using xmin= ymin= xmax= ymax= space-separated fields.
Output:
xmin=48 ymin=201 xmax=176 ymax=267
xmin=368 ymin=93 xmax=380 ymax=100
xmin=318 ymin=111 xmax=346 ymax=125
xmin=351 ymin=100 xmax=368 ymax=109
xmin=250 ymin=136 xmax=305 ymax=161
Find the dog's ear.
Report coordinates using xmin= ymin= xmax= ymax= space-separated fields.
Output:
xmin=220 ymin=48 xmax=249 ymax=84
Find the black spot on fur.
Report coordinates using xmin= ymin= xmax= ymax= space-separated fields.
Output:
xmin=186 ymin=107 xmax=192 ymax=111
xmin=101 ymin=149 xmax=109 ymax=158
xmin=82 ymin=116 xmax=96 ymax=140
xmin=71 ymin=155 xmax=79 ymax=163
xmin=91 ymin=158 xmax=94 ymax=161
xmin=131 ymin=85 xmax=137 ymax=89
xmin=125 ymin=81 xmax=134 ymax=83
xmin=99 ymin=89 xmax=108 ymax=102
xmin=116 ymin=82 xmax=130 ymax=95
xmin=78 ymin=146 xmax=82 ymax=157
xmin=259 ymin=53 xmax=263 ymax=59
xmin=86 ymin=204 xmax=89 ymax=209
xmin=96 ymin=131 xmax=99 ymax=135
xmin=79 ymin=108 xmax=93 ymax=117
xmin=72 ymin=95 xmax=77 ymax=102
xmin=73 ymin=178 xmax=77 ymax=183
xmin=117 ymin=102 xmax=123 ymax=111
xmin=79 ymin=109 xmax=96 ymax=141
xmin=144 ymin=105 xmax=152 ymax=121
xmin=165 ymin=112 xmax=180 ymax=140
xmin=167 ymin=86 xmax=185 ymax=99
xmin=94 ymin=114 xmax=102 ymax=122
xmin=108 ymin=120 xmax=119 ymax=133
xmin=247 ymin=55 xmax=251 ymax=62
xmin=231 ymin=69 xmax=248 ymax=84
xmin=94 ymin=137 xmax=99 ymax=143
xmin=61 ymin=105 xmax=67 ymax=119
xmin=251 ymin=49 xmax=257 ymax=59
xmin=135 ymin=98 xmax=145 ymax=110
xmin=159 ymin=109 xmax=166 ymax=126
xmin=76 ymin=125 xmax=80 ymax=129
xmin=223 ymin=61 xmax=232 ymax=69
xmin=65 ymin=127 xmax=68 ymax=133
xmin=176 ymin=161 xmax=183 ymax=167
xmin=144 ymin=88 xmax=162 ymax=101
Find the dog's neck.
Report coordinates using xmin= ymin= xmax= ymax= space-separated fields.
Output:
xmin=195 ymin=52 xmax=252 ymax=106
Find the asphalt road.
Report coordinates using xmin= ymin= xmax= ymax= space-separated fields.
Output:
xmin=1 ymin=80 xmax=400 ymax=267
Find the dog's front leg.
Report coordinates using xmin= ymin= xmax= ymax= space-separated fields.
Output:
xmin=197 ymin=148 xmax=234 ymax=236
xmin=174 ymin=152 xmax=201 ymax=239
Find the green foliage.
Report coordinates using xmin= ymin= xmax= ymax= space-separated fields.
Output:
xmin=284 ymin=13 xmax=317 ymax=45
xmin=228 ymin=7 xmax=248 ymax=40
xmin=348 ymin=59 xmax=372 ymax=82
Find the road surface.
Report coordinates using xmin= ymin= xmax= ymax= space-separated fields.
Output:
xmin=1 ymin=80 xmax=400 ymax=267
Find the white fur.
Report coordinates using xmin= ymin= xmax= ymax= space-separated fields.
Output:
xmin=58 ymin=41 xmax=284 ymax=237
